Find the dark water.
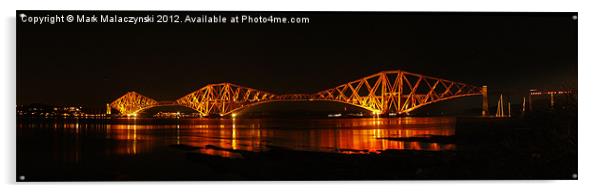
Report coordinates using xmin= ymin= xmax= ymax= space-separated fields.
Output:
xmin=17 ymin=117 xmax=462 ymax=180
xmin=17 ymin=116 xmax=578 ymax=180
xmin=18 ymin=117 xmax=456 ymax=159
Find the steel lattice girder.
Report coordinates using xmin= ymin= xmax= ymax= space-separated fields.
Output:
xmin=109 ymin=70 xmax=482 ymax=116
xmin=313 ymin=71 xmax=481 ymax=114
xmin=175 ymin=83 xmax=277 ymax=116
xmin=109 ymin=91 xmax=159 ymax=115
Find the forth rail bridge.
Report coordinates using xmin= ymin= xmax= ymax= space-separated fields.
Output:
xmin=109 ymin=70 xmax=489 ymax=117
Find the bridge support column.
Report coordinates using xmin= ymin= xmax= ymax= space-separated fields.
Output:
xmin=550 ymin=93 xmax=555 ymax=109
xmin=106 ymin=103 xmax=111 ymax=115
xmin=481 ymin=85 xmax=489 ymax=116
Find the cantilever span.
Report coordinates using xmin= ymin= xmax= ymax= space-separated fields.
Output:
xmin=110 ymin=91 xmax=159 ymax=116
xmin=110 ymin=70 xmax=486 ymax=117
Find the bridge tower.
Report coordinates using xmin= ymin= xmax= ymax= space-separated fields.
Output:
xmin=106 ymin=103 xmax=111 ymax=115
xmin=481 ymin=85 xmax=489 ymax=116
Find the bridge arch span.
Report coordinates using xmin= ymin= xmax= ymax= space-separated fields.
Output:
xmin=110 ymin=70 xmax=486 ymax=117
xmin=129 ymin=103 xmax=200 ymax=115
xmin=223 ymin=94 xmax=482 ymax=117
xmin=218 ymin=99 xmax=382 ymax=117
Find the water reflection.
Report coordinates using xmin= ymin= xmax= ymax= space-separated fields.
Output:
xmin=18 ymin=117 xmax=456 ymax=159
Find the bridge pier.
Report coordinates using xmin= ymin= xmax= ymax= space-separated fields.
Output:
xmin=482 ymin=85 xmax=489 ymax=116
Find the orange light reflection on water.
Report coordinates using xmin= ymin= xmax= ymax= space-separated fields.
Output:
xmin=19 ymin=117 xmax=457 ymax=159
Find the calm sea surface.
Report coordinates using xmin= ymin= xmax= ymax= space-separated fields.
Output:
xmin=18 ymin=117 xmax=456 ymax=160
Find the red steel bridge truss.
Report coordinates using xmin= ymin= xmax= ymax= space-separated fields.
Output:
xmin=110 ymin=70 xmax=485 ymax=116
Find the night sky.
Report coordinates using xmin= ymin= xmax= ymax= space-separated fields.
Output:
xmin=17 ymin=11 xmax=577 ymax=108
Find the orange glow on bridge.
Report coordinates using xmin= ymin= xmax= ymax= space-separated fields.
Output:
xmin=110 ymin=70 xmax=483 ymax=116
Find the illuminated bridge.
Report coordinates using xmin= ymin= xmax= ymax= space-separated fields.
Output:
xmin=110 ymin=70 xmax=488 ymax=117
